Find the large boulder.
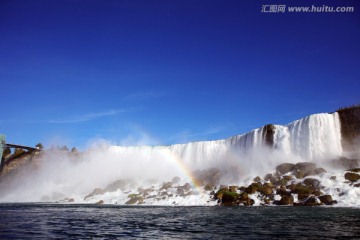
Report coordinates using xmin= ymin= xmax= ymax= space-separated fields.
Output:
xmin=314 ymin=168 xmax=327 ymax=175
xmin=294 ymin=162 xmax=317 ymax=177
xmin=277 ymin=195 xmax=294 ymax=205
xmin=303 ymin=196 xmax=319 ymax=206
xmin=303 ymin=178 xmax=321 ymax=189
xmin=221 ymin=192 xmax=240 ymax=206
xmin=276 ymin=163 xmax=295 ymax=174
xmin=344 ymin=172 xmax=360 ymax=182
xmin=318 ymin=195 xmax=336 ymax=205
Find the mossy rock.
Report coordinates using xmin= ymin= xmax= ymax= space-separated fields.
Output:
xmin=214 ymin=188 xmax=228 ymax=200
xmin=222 ymin=192 xmax=240 ymax=206
xmin=125 ymin=196 xmax=144 ymax=204
xmin=293 ymin=185 xmax=313 ymax=195
xmin=344 ymin=172 xmax=360 ymax=182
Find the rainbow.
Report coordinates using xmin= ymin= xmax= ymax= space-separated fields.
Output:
xmin=159 ymin=148 xmax=204 ymax=193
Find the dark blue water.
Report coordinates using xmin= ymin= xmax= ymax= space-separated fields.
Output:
xmin=0 ymin=204 xmax=360 ymax=239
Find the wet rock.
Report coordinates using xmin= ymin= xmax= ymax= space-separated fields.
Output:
xmin=297 ymin=193 xmax=310 ymax=201
xmin=253 ymin=176 xmax=261 ymax=182
xmin=84 ymin=188 xmax=104 ymax=200
xmin=126 ymin=194 xmax=144 ymax=204
xmin=278 ymin=195 xmax=294 ymax=205
xmin=354 ymin=183 xmax=360 ymax=187
xmin=243 ymin=198 xmax=255 ymax=206
xmin=294 ymin=170 xmax=306 ymax=179
xmin=244 ymin=184 xmax=258 ymax=194
xmin=293 ymin=162 xmax=317 ymax=177
xmin=318 ymin=195 xmax=335 ymax=205
xmin=257 ymin=185 xmax=273 ymax=196
xmin=96 ymin=200 xmax=104 ymax=204
xmin=229 ymin=186 xmax=239 ymax=193
xmin=303 ymin=196 xmax=319 ymax=206
xmin=160 ymin=182 xmax=173 ymax=190
xmin=293 ymin=184 xmax=313 ymax=195
xmin=275 ymin=178 xmax=288 ymax=187
xmin=347 ymin=168 xmax=360 ymax=173
xmin=314 ymin=168 xmax=327 ymax=175
xmin=344 ymin=172 xmax=360 ymax=182
xmin=303 ymin=178 xmax=321 ymax=189
xmin=239 ymin=192 xmax=249 ymax=201
xmin=277 ymin=186 xmax=291 ymax=196
xmin=214 ymin=188 xmax=228 ymax=200
xmin=221 ymin=192 xmax=239 ymax=206
xmin=264 ymin=173 xmax=276 ymax=183
xmin=276 ymin=163 xmax=295 ymax=175
xmin=330 ymin=176 xmax=337 ymax=181
xmin=204 ymin=184 xmax=214 ymax=191
xmin=313 ymin=190 xmax=324 ymax=197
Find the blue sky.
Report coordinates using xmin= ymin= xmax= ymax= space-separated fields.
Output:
xmin=0 ymin=0 xmax=359 ymax=149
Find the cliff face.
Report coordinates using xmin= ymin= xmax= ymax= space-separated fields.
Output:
xmin=262 ymin=124 xmax=276 ymax=147
xmin=337 ymin=105 xmax=360 ymax=151
xmin=0 ymin=152 xmax=40 ymax=180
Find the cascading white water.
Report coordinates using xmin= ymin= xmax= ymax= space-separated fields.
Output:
xmin=273 ymin=112 xmax=343 ymax=161
xmin=0 ymin=111 xmax=348 ymax=204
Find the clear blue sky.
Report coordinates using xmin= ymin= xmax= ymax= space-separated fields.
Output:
xmin=0 ymin=0 xmax=359 ymax=149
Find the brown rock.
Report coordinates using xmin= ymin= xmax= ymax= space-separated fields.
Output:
xmin=303 ymin=196 xmax=319 ymax=206
xmin=278 ymin=195 xmax=294 ymax=205
xmin=314 ymin=168 xmax=327 ymax=175
xmin=276 ymin=163 xmax=295 ymax=175
xmin=318 ymin=195 xmax=334 ymax=205
xmin=303 ymin=178 xmax=321 ymax=188
xmin=344 ymin=172 xmax=360 ymax=182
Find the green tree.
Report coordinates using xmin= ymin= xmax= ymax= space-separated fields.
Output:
xmin=35 ymin=143 xmax=44 ymax=150
xmin=2 ymin=148 xmax=11 ymax=158
xmin=60 ymin=146 xmax=69 ymax=151
xmin=13 ymin=148 xmax=25 ymax=157
xmin=70 ymin=147 xmax=78 ymax=153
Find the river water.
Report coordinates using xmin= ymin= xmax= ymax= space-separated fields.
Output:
xmin=0 ymin=204 xmax=359 ymax=239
